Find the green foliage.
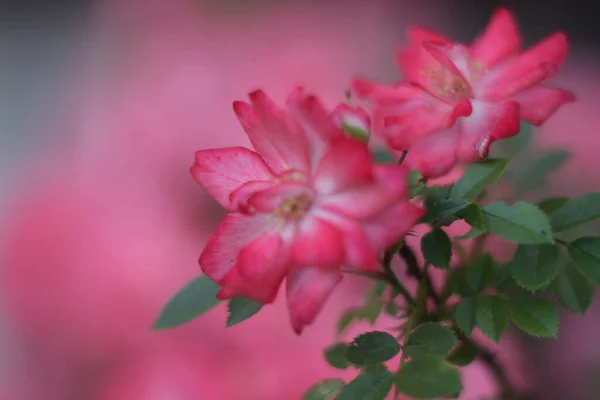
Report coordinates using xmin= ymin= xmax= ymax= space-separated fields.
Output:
xmin=493 ymin=122 xmax=533 ymax=158
xmin=421 ymin=198 xmax=471 ymax=225
xmin=421 ymin=228 xmax=452 ymax=269
xmin=346 ymin=331 xmax=401 ymax=366
xmin=404 ymin=323 xmax=458 ymax=358
xmin=342 ymin=123 xmax=369 ymax=142
xmin=466 ymin=254 xmax=495 ymax=293
xmin=514 ymin=150 xmax=570 ymax=192
xmin=337 ymin=308 xmax=363 ymax=336
xmin=510 ymin=244 xmax=561 ymax=291
xmin=371 ymin=148 xmax=397 ymax=164
xmin=475 ymin=295 xmax=509 ymax=342
xmin=337 ymin=295 xmax=385 ymax=336
xmin=453 ymin=297 xmax=477 ymax=335
xmin=302 ymin=379 xmax=345 ymax=400
xmin=324 ymin=343 xmax=351 ymax=370
xmin=537 ymin=196 xmax=570 ymax=215
xmin=395 ymin=356 xmax=462 ymax=399
xmin=508 ymin=295 xmax=559 ymax=338
xmin=481 ymin=201 xmax=554 ymax=244
xmin=450 ymin=158 xmax=508 ymax=200
xmin=153 ymin=276 xmax=220 ymax=329
xmin=554 ymin=262 xmax=595 ymax=314
xmin=446 ymin=344 xmax=478 ymax=366
xmin=492 ymin=263 xmax=514 ymax=290
xmin=226 ymin=297 xmax=263 ymax=327
xmin=457 ymin=226 xmax=485 ymax=240
xmin=567 ymin=237 xmax=600 ymax=286
xmin=445 ymin=255 xmax=495 ymax=298
xmin=458 ymin=204 xmax=486 ymax=229
xmin=550 ymin=193 xmax=600 ymax=232
xmin=336 ymin=370 xmax=394 ymax=400
xmin=408 ymin=170 xmax=426 ymax=197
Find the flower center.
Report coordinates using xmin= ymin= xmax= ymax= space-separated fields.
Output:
xmin=424 ymin=66 xmax=472 ymax=103
xmin=273 ymin=193 xmax=313 ymax=222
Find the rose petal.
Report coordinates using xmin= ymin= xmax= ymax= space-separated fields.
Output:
xmin=290 ymin=216 xmax=345 ymax=267
xmin=218 ymin=230 xmax=288 ymax=303
xmin=199 ymin=213 xmax=277 ymax=282
xmin=286 ymin=88 xmax=343 ymax=166
xmin=403 ymin=129 xmax=459 ymax=178
xmin=247 ymin=182 xmax=313 ymax=213
xmin=362 ymin=202 xmax=425 ymax=254
xmin=456 ymin=100 xmax=520 ymax=163
xmin=286 ymin=266 xmax=342 ymax=334
xmin=397 ymin=26 xmax=452 ymax=87
xmin=230 ymin=180 xmax=277 ymax=214
xmin=319 ymin=165 xmax=407 ymax=219
xmin=477 ymin=32 xmax=568 ymax=99
xmin=234 ymin=92 xmax=310 ymax=174
xmin=470 ymin=7 xmax=521 ymax=68
xmin=511 ymin=87 xmax=575 ymax=126
xmin=314 ymin=137 xmax=372 ymax=194
xmin=191 ymin=147 xmax=275 ymax=211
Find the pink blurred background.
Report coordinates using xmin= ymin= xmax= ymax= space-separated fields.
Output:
xmin=0 ymin=0 xmax=598 ymax=398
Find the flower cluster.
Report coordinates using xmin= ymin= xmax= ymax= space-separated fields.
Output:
xmin=353 ymin=8 xmax=573 ymax=178
xmin=192 ymin=89 xmax=423 ymax=333
xmin=189 ymin=8 xmax=572 ymax=334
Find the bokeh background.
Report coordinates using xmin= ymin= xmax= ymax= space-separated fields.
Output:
xmin=1 ymin=0 xmax=598 ymax=399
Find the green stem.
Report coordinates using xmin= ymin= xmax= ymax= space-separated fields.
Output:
xmin=469 ymin=233 xmax=488 ymax=263
xmin=401 ymin=242 xmax=530 ymax=399
xmin=398 ymin=150 xmax=408 ymax=164
xmin=383 ymin=248 xmax=417 ymax=307
xmin=555 ymin=237 xmax=570 ymax=247
xmin=399 ymin=245 xmax=441 ymax=304
xmin=341 ymin=269 xmax=393 ymax=284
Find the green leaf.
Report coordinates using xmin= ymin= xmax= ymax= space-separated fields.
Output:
xmin=508 ymin=295 xmax=559 ymax=338
xmin=493 ymin=122 xmax=533 ymax=158
xmin=515 ymin=150 xmax=570 ymax=192
xmin=226 ymin=297 xmax=263 ymax=327
xmin=324 ymin=342 xmax=351 ymax=370
xmin=568 ymin=237 xmax=600 ymax=286
xmin=421 ymin=228 xmax=452 ymax=269
xmin=453 ymin=297 xmax=477 ymax=334
xmin=371 ymin=148 xmax=396 ymax=164
xmin=554 ymin=262 xmax=594 ymax=314
xmin=361 ymin=299 xmax=384 ymax=325
xmin=405 ymin=323 xmax=458 ymax=358
xmin=337 ymin=308 xmax=363 ymax=336
xmin=475 ymin=295 xmax=509 ymax=342
xmin=384 ymin=301 xmax=400 ymax=317
xmin=336 ymin=370 xmax=394 ymax=400
xmin=342 ymin=122 xmax=369 ymax=142
xmin=153 ymin=276 xmax=220 ymax=329
xmin=302 ymin=379 xmax=345 ymax=400
xmin=510 ymin=244 xmax=560 ymax=291
xmin=550 ymin=193 xmax=600 ymax=232
xmin=466 ymin=253 xmax=495 ymax=293
xmin=537 ymin=197 xmax=570 ymax=215
xmin=346 ymin=331 xmax=401 ymax=366
xmin=457 ymin=204 xmax=486 ymax=229
xmin=493 ymin=263 xmax=513 ymax=290
xmin=362 ymin=364 xmax=389 ymax=374
xmin=421 ymin=199 xmax=471 ymax=224
xmin=395 ymin=356 xmax=462 ymax=399
xmin=450 ymin=158 xmax=509 ymax=200
xmin=457 ymin=226 xmax=486 ymax=240
xmin=482 ymin=201 xmax=553 ymax=244
xmin=408 ymin=170 xmax=426 ymax=197
xmin=446 ymin=344 xmax=478 ymax=366
xmin=445 ymin=267 xmax=473 ymax=297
